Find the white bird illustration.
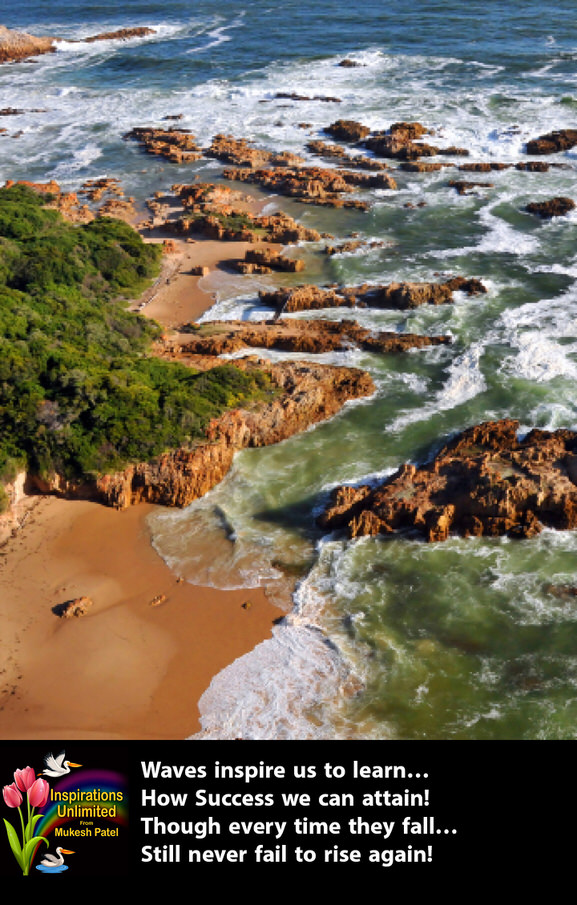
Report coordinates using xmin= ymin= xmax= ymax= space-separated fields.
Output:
xmin=41 ymin=751 xmax=82 ymax=778
xmin=40 ymin=847 xmax=75 ymax=869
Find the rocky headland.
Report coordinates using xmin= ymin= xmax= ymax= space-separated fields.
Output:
xmin=26 ymin=359 xmax=374 ymax=511
xmin=319 ymin=419 xmax=577 ymax=542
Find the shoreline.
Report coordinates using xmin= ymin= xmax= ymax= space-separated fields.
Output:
xmin=0 ymin=203 xmax=287 ymax=741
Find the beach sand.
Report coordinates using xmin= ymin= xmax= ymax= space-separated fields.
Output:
xmin=0 ymin=213 xmax=285 ymax=741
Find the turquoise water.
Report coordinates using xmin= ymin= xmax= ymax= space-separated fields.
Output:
xmin=3 ymin=1 xmax=577 ymax=738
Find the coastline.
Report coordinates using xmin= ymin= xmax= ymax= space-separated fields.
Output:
xmin=0 ymin=215 xmax=286 ymax=741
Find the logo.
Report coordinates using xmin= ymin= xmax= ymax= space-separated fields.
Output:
xmin=2 ymin=748 xmax=128 ymax=875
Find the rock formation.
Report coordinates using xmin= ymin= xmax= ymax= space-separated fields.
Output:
xmin=0 ymin=25 xmax=55 ymax=63
xmin=260 ymin=276 xmax=486 ymax=315
xmin=171 ymin=182 xmax=322 ymax=243
xmin=234 ymin=248 xmax=305 ymax=273
xmin=222 ymin=164 xmax=392 ymax=209
xmin=323 ymin=120 xmax=372 ymax=143
xmin=56 ymin=596 xmax=93 ymax=618
xmin=124 ymin=127 xmax=202 ymax=164
xmin=524 ymin=197 xmax=575 ymax=219
xmin=166 ymin=319 xmax=451 ymax=358
xmin=0 ymin=24 xmax=156 ymax=64
xmin=319 ymin=419 xmax=577 ymax=542
xmin=307 ymin=140 xmax=388 ymax=171
xmin=29 ymin=360 xmax=375 ymax=510
xmin=449 ymin=179 xmax=494 ymax=195
xmin=206 ymin=134 xmax=304 ymax=168
xmin=83 ymin=27 xmax=156 ymax=43
xmin=525 ymin=129 xmax=577 ymax=155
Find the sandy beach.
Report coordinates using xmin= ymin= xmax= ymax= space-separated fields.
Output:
xmin=0 ymin=213 xmax=285 ymax=741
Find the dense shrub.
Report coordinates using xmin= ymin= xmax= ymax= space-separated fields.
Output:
xmin=0 ymin=185 xmax=272 ymax=492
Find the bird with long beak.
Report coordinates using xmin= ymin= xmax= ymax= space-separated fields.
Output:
xmin=41 ymin=752 xmax=82 ymax=778
xmin=40 ymin=848 xmax=75 ymax=869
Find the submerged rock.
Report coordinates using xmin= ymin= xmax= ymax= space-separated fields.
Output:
xmin=319 ymin=419 xmax=577 ymax=542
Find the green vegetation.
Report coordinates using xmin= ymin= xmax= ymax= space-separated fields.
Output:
xmin=0 ymin=184 xmax=272 ymax=495
xmin=182 ymin=208 xmax=266 ymax=239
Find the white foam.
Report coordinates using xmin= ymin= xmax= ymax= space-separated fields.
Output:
xmin=388 ymin=341 xmax=487 ymax=433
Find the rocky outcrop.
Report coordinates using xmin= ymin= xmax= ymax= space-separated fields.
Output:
xmin=458 ymin=162 xmax=512 ymax=172
xmin=524 ymin=197 xmax=575 ymax=219
xmin=0 ymin=24 xmax=156 ymax=64
xmin=360 ymin=121 xmax=469 ymax=161
xmin=3 ymin=178 xmax=96 ymax=223
xmin=363 ymin=122 xmax=437 ymax=160
xmin=206 ymin=134 xmax=304 ymax=168
xmin=83 ymin=27 xmax=156 ymax=43
xmin=323 ymin=120 xmax=371 ymax=143
xmin=3 ymin=177 xmax=136 ymax=223
xmin=29 ymin=360 xmax=375 ymax=510
xmin=260 ymin=276 xmax=486 ymax=315
xmin=319 ymin=419 xmax=577 ymax=542
xmin=307 ymin=140 xmax=388 ymax=171
xmin=56 ymin=597 xmax=93 ymax=618
xmin=273 ymin=92 xmax=341 ymax=104
xmin=171 ymin=183 xmax=322 ymax=243
xmin=324 ymin=238 xmax=386 ymax=255
xmin=234 ymin=248 xmax=305 ymax=274
xmin=525 ymin=129 xmax=577 ymax=155
xmin=222 ymin=165 xmax=389 ymax=209
xmin=0 ymin=25 xmax=55 ymax=63
xmin=167 ymin=319 xmax=451 ymax=357
xmin=124 ymin=127 xmax=202 ymax=164
xmin=449 ymin=179 xmax=494 ymax=195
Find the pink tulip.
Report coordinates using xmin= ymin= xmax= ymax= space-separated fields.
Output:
xmin=3 ymin=782 xmax=23 ymax=808
xmin=14 ymin=766 xmax=36 ymax=793
xmin=27 ymin=778 xmax=49 ymax=808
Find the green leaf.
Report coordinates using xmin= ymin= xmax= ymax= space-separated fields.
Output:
xmin=3 ymin=817 xmax=24 ymax=870
xmin=24 ymin=813 xmax=44 ymax=842
xmin=23 ymin=835 xmax=49 ymax=870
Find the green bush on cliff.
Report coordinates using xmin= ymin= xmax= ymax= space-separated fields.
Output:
xmin=0 ymin=184 xmax=272 ymax=489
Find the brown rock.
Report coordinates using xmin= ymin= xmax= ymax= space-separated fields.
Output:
xmin=58 ymin=596 xmax=93 ymax=618
xmin=319 ymin=419 xmax=577 ymax=542
xmin=83 ymin=27 xmax=156 ymax=43
xmin=324 ymin=120 xmax=371 ymax=143
xmin=171 ymin=183 xmax=321 ymax=243
xmin=458 ymin=162 xmax=512 ymax=172
xmin=364 ymin=122 xmax=438 ymax=160
xmin=259 ymin=276 xmax=485 ymax=315
xmin=307 ymin=140 xmax=388 ymax=171
xmin=524 ymin=197 xmax=575 ymax=219
xmin=169 ymin=319 xmax=451 ymax=357
xmin=124 ymin=127 xmax=202 ymax=164
xmin=448 ymin=179 xmax=494 ymax=195
xmin=525 ymin=129 xmax=577 ymax=155
xmin=237 ymin=248 xmax=304 ymax=273
xmin=206 ymin=133 xmax=304 ymax=168
xmin=0 ymin=25 xmax=56 ymax=63
xmin=223 ymin=164 xmax=374 ymax=208
xmin=515 ymin=162 xmax=550 ymax=172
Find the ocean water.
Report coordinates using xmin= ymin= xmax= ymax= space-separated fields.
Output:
xmin=4 ymin=0 xmax=577 ymax=739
